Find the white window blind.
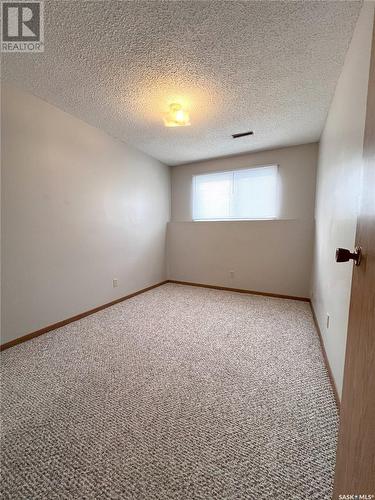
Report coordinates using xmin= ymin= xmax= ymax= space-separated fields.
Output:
xmin=192 ymin=165 xmax=278 ymax=221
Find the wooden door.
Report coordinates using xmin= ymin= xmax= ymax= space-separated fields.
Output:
xmin=333 ymin=12 xmax=375 ymax=499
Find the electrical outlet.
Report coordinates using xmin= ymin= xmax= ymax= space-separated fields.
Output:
xmin=326 ymin=314 xmax=330 ymax=329
xmin=229 ymin=270 xmax=235 ymax=278
xmin=113 ymin=278 xmax=118 ymax=288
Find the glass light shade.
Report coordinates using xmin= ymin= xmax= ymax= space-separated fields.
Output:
xmin=164 ymin=103 xmax=190 ymax=127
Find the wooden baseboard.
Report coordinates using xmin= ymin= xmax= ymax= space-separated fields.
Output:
xmin=310 ymin=301 xmax=341 ymax=411
xmin=0 ymin=280 xmax=168 ymax=352
xmin=167 ymin=280 xmax=310 ymax=302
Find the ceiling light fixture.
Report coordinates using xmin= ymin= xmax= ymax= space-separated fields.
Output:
xmin=164 ymin=103 xmax=190 ymax=127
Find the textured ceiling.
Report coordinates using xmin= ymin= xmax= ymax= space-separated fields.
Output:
xmin=2 ymin=1 xmax=361 ymax=166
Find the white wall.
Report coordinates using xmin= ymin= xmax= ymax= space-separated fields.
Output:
xmin=168 ymin=143 xmax=318 ymax=297
xmin=1 ymin=85 xmax=170 ymax=344
xmin=311 ymin=2 xmax=374 ymax=398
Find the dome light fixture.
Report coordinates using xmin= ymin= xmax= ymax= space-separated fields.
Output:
xmin=164 ymin=103 xmax=190 ymax=127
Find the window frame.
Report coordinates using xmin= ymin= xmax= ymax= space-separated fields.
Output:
xmin=191 ymin=164 xmax=280 ymax=222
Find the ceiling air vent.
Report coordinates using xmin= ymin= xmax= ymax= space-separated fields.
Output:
xmin=232 ymin=131 xmax=254 ymax=139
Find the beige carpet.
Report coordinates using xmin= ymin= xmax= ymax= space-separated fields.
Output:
xmin=1 ymin=283 xmax=338 ymax=499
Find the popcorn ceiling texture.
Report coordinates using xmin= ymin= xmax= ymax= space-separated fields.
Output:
xmin=2 ymin=1 xmax=361 ymax=165
xmin=1 ymin=284 xmax=338 ymax=499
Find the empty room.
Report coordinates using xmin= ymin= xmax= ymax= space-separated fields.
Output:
xmin=1 ymin=1 xmax=374 ymax=499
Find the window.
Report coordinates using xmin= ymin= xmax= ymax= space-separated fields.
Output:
xmin=192 ymin=165 xmax=279 ymax=221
